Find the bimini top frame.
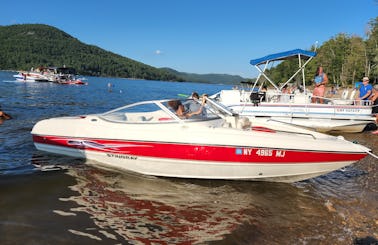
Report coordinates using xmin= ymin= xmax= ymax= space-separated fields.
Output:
xmin=250 ymin=49 xmax=317 ymax=93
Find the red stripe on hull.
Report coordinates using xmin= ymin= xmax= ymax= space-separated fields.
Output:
xmin=32 ymin=135 xmax=366 ymax=163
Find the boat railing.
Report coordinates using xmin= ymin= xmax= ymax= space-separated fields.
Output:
xmin=218 ymin=89 xmax=374 ymax=111
xmin=311 ymin=95 xmax=373 ymax=106
xmin=262 ymin=91 xmax=373 ymax=108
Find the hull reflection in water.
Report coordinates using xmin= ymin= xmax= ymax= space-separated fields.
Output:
xmin=54 ymin=165 xmax=363 ymax=244
xmin=62 ymin=167 xmax=252 ymax=243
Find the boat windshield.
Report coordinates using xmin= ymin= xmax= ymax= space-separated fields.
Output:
xmin=98 ymin=98 xmax=226 ymax=123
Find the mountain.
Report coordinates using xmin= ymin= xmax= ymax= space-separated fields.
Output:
xmin=0 ymin=24 xmax=249 ymax=83
xmin=161 ymin=68 xmax=247 ymax=85
xmin=0 ymin=24 xmax=181 ymax=81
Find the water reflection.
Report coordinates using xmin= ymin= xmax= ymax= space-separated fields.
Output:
xmin=55 ymin=165 xmax=360 ymax=244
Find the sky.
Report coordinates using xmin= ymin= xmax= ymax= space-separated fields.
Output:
xmin=1 ymin=0 xmax=377 ymax=78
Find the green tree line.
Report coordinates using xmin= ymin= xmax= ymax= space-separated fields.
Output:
xmin=263 ymin=17 xmax=378 ymax=88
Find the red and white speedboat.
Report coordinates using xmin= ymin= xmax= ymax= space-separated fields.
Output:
xmin=57 ymin=79 xmax=87 ymax=85
xmin=31 ymin=97 xmax=370 ymax=182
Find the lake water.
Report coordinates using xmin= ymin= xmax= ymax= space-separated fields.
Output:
xmin=0 ymin=71 xmax=377 ymax=244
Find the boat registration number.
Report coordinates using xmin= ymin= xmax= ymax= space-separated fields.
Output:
xmin=106 ymin=153 xmax=137 ymax=160
xmin=238 ymin=148 xmax=286 ymax=157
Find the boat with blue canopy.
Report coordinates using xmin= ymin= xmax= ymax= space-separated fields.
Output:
xmin=213 ymin=49 xmax=375 ymax=133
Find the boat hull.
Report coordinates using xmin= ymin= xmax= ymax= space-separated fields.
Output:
xmin=249 ymin=116 xmax=372 ymax=133
xmin=32 ymin=133 xmax=366 ymax=183
xmin=30 ymin=98 xmax=370 ymax=183
xmin=222 ymin=101 xmax=375 ymax=133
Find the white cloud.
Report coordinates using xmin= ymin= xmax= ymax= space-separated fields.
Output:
xmin=154 ymin=49 xmax=162 ymax=55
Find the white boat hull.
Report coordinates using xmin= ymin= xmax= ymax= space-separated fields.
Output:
xmin=34 ymin=142 xmax=357 ymax=183
xmin=217 ymin=90 xmax=375 ymax=133
xmin=248 ymin=116 xmax=371 ymax=133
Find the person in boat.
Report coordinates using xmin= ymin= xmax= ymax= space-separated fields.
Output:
xmin=357 ymin=77 xmax=373 ymax=105
xmin=184 ymin=92 xmax=207 ymax=119
xmin=260 ymin=85 xmax=268 ymax=102
xmin=280 ymin=84 xmax=292 ymax=102
xmin=168 ymin=100 xmax=187 ymax=118
xmin=311 ymin=66 xmax=328 ymax=104
xmin=327 ymin=86 xmax=337 ymax=97
xmin=370 ymin=85 xmax=378 ymax=134
xmin=168 ymin=95 xmax=207 ymax=119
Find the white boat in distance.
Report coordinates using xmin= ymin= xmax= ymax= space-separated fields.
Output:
xmin=31 ymin=97 xmax=370 ymax=183
xmin=13 ymin=71 xmax=49 ymax=82
xmin=13 ymin=66 xmax=87 ymax=85
xmin=213 ymin=49 xmax=375 ymax=133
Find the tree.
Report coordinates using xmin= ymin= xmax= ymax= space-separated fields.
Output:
xmin=343 ymin=36 xmax=366 ymax=83
xmin=366 ymin=17 xmax=378 ymax=82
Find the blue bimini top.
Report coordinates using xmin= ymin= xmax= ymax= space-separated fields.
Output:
xmin=250 ymin=49 xmax=317 ymax=66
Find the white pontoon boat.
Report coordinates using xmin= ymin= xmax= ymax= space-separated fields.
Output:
xmin=213 ymin=49 xmax=375 ymax=133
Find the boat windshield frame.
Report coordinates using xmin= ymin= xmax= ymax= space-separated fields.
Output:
xmin=98 ymin=98 xmax=237 ymax=123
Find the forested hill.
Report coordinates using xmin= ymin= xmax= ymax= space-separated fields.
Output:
xmin=161 ymin=68 xmax=246 ymax=85
xmin=0 ymin=24 xmax=249 ymax=83
xmin=0 ymin=24 xmax=181 ymax=81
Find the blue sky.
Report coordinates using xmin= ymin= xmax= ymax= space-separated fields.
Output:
xmin=1 ymin=0 xmax=377 ymax=78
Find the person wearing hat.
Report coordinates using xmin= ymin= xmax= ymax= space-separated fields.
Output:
xmin=357 ymin=77 xmax=373 ymax=104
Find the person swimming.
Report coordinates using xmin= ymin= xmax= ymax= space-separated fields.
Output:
xmin=0 ymin=110 xmax=11 ymax=120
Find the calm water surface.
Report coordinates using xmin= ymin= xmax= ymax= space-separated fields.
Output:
xmin=0 ymin=71 xmax=377 ymax=244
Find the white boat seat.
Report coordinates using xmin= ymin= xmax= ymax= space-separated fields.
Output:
xmin=137 ymin=116 xmax=153 ymax=121
xmin=102 ymin=113 xmax=127 ymax=121
xmin=349 ymin=90 xmax=356 ymax=100
xmin=341 ymin=90 xmax=349 ymax=99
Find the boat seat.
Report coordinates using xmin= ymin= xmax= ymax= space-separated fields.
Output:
xmin=349 ymin=90 xmax=356 ymax=100
xmin=137 ymin=116 xmax=153 ymax=121
xmin=102 ymin=113 xmax=127 ymax=121
xmin=341 ymin=90 xmax=349 ymax=99
xmin=124 ymin=114 xmax=154 ymax=122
